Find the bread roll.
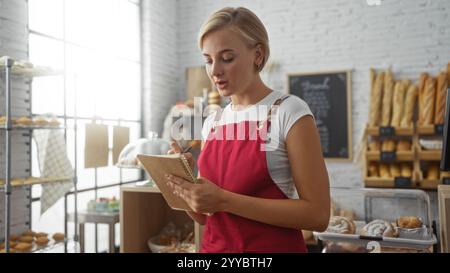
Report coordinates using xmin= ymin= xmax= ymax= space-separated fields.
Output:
xmin=380 ymin=164 xmax=391 ymax=178
xmin=397 ymin=216 xmax=422 ymax=229
xmin=400 ymin=85 xmax=418 ymax=127
xmin=391 ymin=81 xmax=407 ymax=127
xmin=381 ymin=70 xmax=395 ymax=126
xmin=381 ymin=139 xmax=396 ymax=152
xmin=422 ymin=78 xmax=436 ymax=126
xmin=369 ymin=162 xmax=379 ymax=177
xmin=396 ymin=140 xmax=412 ymax=151
xmin=368 ymin=140 xmax=380 ymax=151
xmin=418 ymin=73 xmax=429 ymax=126
xmin=401 ymin=163 xmax=412 ymax=178
xmin=369 ymin=72 xmax=384 ymax=127
xmin=427 ymin=163 xmax=439 ymax=180
xmin=434 ymin=71 xmax=448 ymax=124
xmin=390 ymin=164 xmax=401 ymax=177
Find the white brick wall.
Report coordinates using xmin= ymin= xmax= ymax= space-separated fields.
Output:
xmin=0 ymin=0 xmax=32 ymax=239
xmin=141 ymin=0 xmax=180 ymax=136
xmin=138 ymin=0 xmax=450 ymax=226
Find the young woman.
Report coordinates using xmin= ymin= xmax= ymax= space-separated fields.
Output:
xmin=166 ymin=7 xmax=330 ymax=253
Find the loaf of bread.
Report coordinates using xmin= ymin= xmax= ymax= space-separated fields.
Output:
xmin=370 ymin=68 xmax=376 ymax=95
xmin=381 ymin=70 xmax=395 ymax=126
xmin=381 ymin=139 xmax=396 ymax=152
xmin=434 ymin=71 xmax=448 ymax=124
xmin=400 ymin=85 xmax=418 ymax=127
xmin=391 ymin=81 xmax=407 ymax=127
xmin=380 ymin=164 xmax=391 ymax=178
xmin=396 ymin=140 xmax=412 ymax=151
xmin=418 ymin=73 xmax=429 ymax=126
xmin=369 ymin=162 xmax=379 ymax=177
xmin=368 ymin=140 xmax=380 ymax=151
xmin=422 ymin=77 xmax=436 ymax=126
xmin=427 ymin=163 xmax=439 ymax=180
xmin=390 ymin=164 xmax=401 ymax=177
xmin=401 ymin=163 xmax=412 ymax=178
xmin=369 ymin=72 xmax=385 ymax=127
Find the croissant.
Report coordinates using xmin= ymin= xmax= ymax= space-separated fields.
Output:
xmin=397 ymin=216 xmax=422 ymax=229
xmin=326 ymin=216 xmax=356 ymax=234
xmin=360 ymin=219 xmax=397 ymax=237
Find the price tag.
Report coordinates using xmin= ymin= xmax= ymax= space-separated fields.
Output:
xmin=379 ymin=126 xmax=395 ymax=137
xmin=435 ymin=124 xmax=444 ymax=136
xmin=380 ymin=152 xmax=396 ymax=163
xmin=394 ymin=177 xmax=412 ymax=188
xmin=443 ymin=177 xmax=450 ymax=185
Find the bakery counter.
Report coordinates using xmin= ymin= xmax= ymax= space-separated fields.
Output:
xmin=120 ymin=183 xmax=202 ymax=253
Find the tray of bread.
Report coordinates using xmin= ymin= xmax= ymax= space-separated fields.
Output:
xmin=314 ymin=215 xmax=436 ymax=250
xmin=0 ymin=231 xmax=66 ymax=253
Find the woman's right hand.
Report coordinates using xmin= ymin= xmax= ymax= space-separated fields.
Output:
xmin=168 ymin=141 xmax=196 ymax=170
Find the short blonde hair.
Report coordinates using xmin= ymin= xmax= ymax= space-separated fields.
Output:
xmin=198 ymin=7 xmax=270 ymax=72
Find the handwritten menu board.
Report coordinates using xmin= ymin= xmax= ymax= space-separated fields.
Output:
xmin=288 ymin=71 xmax=352 ymax=161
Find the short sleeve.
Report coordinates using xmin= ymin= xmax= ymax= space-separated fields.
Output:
xmin=201 ymin=114 xmax=215 ymax=141
xmin=279 ymin=96 xmax=314 ymax=140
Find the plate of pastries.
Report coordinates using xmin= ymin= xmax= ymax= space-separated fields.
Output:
xmin=0 ymin=231 xmax=66 ymax=253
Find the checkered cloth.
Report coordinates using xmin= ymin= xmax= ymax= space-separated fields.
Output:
xmin=33 ymin=129 xmax=74 ymax=215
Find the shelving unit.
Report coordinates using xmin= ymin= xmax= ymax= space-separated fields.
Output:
xmin=1 ymin=57 xmax=72 ymax=253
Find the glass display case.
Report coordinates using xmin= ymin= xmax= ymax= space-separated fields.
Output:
xmin=314 ymin=187 xmax=438 ymax=253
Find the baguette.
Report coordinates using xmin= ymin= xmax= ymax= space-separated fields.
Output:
xmin=381 ymin=70 xmax=395 ymax=126
xmin=369 ymin=72 xmax=384 ymax=127
xmin=400 ymin=85 xmax=418 ymax=127
xmin=418 ymin=73 xmax=429 ymax=126
xmin=422 ymin=77 xmax=436 ymax=126
xmin=434 ymin=71 xmax=448 ymax=124
xmin=391 ymin=81 xmax=407 ymax=127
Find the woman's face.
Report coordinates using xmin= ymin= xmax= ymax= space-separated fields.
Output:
xmin=202 ymin=28 xmax=260 ymax=97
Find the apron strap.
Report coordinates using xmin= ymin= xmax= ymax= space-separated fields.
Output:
xmin=258 ymin=94 xmax=290 ymax=130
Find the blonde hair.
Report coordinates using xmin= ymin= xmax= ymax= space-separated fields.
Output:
xmin=198 ymin=7 xmax=270 ymax=72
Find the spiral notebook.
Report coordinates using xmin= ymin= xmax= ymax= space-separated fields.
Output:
xmin=136 ymin=154 xmax=196 ymax=211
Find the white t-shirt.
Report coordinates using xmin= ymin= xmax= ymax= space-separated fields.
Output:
xmin=201 ymin=90 xmax=314 ymax=199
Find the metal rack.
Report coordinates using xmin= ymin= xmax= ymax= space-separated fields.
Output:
xmin=1 ymin=57 xmax=74 ymax=253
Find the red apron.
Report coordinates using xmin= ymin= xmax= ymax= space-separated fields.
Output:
xmin=197 ymin=96 xmax=307 ymax=253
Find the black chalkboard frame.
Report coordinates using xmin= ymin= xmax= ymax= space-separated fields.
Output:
xmin=287 ymin=70 xmax=353 ymax=161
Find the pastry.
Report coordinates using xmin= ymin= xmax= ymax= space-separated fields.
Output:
xmin=0 ymin=241 xmax=17 ymax=249
xmin=381 ymin=139 xmax=396 ymax=152
xmin=18 ymin=236 xmax=34 ymax=243
xmin=35 ymin=232 xmax=48 ymax=238
xmin=369 ymin=72 xmax=384 ymax=127
xmin=390 ymin=81 xmax=407 ymax=127
xmin=400 ymin=85 xmax=418 ymax=127
xmin=15 ymin=116 xmax=32 ymax=126
xmin=379 ymin=164 xmax=390 ymax=178
xmin=0 ymin=248 xmax=16 ymax=253
xmin=48 ymin=119 xmax=60 ymax=126
xmin=360 ymin=219 xmax=397 ymax=237
xmin=400 ymin=163 xmax=412 ymax=178
xmin=326 ymin=216 xmax=356 ymax=234
xmin=22 ymin=230 xmax=36 ymax=237
xmin=35 ymin=237 xmax=49 ymax=247
xmin=368 ymin=162 xmax=379 ymax=177
xmin=33 ymin=117 xmax=49 ymax=126
xmin=434 ymin=71 xmax=448 ymax=124
xmin=368 ymin=140 xmax=380 ymax=151
xmin=381 ymin=70 xmax=395 ymax=126
xmin=426 ymin=164 xmax=439 ymax=180
xmin=396 ymin=140 xmax=412 ymax=151
xmin=390 ymin=164 xmax=401 ymax=177
xmin=52 ymin=233 xmax=65 ymax=242
xmin=418 ymin=73 xmax=429 ymax=125
xmin=339 ymin=209 xmax=355 ymax=221
xmin=14 ymin=242 xmax=32 ymax=252
xmin=422 ymin=77 xmax=436 ymax=126
xmin=397 ymin=216 xmax=422 ymax=229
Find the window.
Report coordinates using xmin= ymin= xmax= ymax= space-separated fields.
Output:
xmin=28 ymin=0 xmax=141 ymax=252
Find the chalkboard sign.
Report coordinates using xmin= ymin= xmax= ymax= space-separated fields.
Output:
xmin=288 ymin=71 xmax=352 ymax=161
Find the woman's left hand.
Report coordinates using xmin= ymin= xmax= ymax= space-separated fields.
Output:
xmin=165 ymin=174 xmax=227 ymax=214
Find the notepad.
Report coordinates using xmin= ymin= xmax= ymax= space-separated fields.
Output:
xmin=137 ymin=153 xmax=197 ymax=211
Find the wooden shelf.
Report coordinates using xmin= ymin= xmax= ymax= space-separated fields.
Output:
xmin=417 ymin=124 xmax=444 ymax=136
xmin=366 ymin=126 xmax=414 ymax=136
xmin=366 ymin=150 xmax=414 ymax=161
xmin=417 ymin=149 xmax=442 ymax=160
xmin=418 ymin=179 xmax=441 ymax=190
xmin=120 ymin=184 xmax=200 ymax=253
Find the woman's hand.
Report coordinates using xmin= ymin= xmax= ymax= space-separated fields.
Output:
xmin=165 ymin=174 xmax=227 ymax=214
xmin=168 ymin=141 xmax=195 ymax=169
